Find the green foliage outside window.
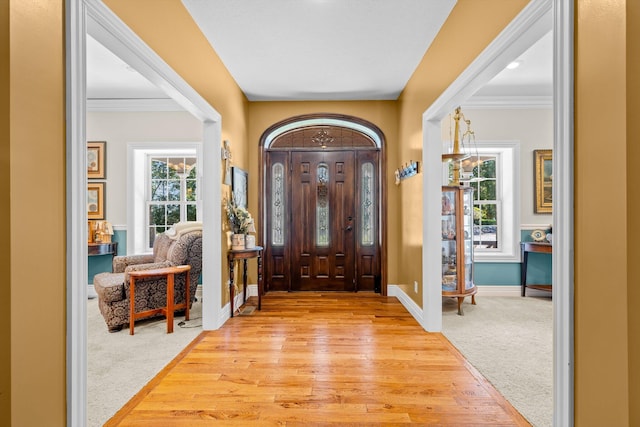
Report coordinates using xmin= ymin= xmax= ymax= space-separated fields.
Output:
xmin=471 ymin=156 xmax=498 ymax=248
xmin=148 ymin=156 xmax=197 ymax=248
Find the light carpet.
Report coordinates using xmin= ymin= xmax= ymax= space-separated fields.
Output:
xmin=442 ymin=295 xmax=553 ymax=427
xmin=88 ymin=293 xmax=551 ymax=427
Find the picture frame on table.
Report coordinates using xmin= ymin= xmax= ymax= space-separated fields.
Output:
xmin=534 ymin=149 xmax=552 ymax=213
xmin=87 ymin=141 xmax=106 ymax=179
xmin=231 ymin=166 xmax=248 ymax=209
xmin=88 ymin=182 xmax=105 ymax=220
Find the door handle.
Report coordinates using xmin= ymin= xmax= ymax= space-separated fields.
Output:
xmin=345 ymin=225 xmax=353 ymax=231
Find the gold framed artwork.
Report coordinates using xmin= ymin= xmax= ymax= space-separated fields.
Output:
xmin=534 ymin=149 xmax=552 ymax=213
xmin=88 ymin=182 xmax=105 ymax=220
xmin=87 ymin=141 xmax=106 ymax=179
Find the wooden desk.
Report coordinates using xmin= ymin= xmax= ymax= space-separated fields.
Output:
xmin=128 ymin=264 xmax=191 ymax=335
xmin=227 ymin=246 xmax=263 ymax=317
xmin=520 ymin=242 xmax=552 ymax=296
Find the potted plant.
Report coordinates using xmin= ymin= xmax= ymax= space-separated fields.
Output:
xmin=225 ymin=196 xmax=255 ymax=250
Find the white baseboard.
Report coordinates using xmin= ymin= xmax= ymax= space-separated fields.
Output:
xmin=218 ymin=305 xmax=230 ymax=327
xmin=246 ymin=284 xmax=258 ymax=297
xmin=219 ymin=285 xmax=256 ymax=325
xmin=387 ymin=284 xmax=425 ymax=329
xmin=476 ymin=285 xmax=552 ymax=298
xmin=476 ymin=285 xmax=521 ymax=296
xmin=386 ymin=284 xmax=550 ymax=329
xmin=87 ymin=284 xmax=97 ymax=299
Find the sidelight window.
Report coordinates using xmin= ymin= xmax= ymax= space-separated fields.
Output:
xmin=271 ymin=162 xmax=285 ymax=246
xmin=316 ymin=163 xmax=329 ymax=247
xmin=361 ymin=162 xmax=375 ymax=246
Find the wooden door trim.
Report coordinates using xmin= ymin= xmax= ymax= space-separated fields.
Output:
xmin=259 ymin=113 xmax=387 ymax=295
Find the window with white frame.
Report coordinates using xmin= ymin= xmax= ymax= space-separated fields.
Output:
xmin=468 ymin=154 xmax=499 ymax=250
xmin=147 ymin=155 xmax=197 ymax=248
xmin=456 ymin=142 xmax=520 ymax=262
xmin=128 ymin=144 xmax=201 ymax=254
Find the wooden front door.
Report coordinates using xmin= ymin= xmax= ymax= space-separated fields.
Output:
xmin=261 ymin=117 xmax=384 ymax=293
xmin=290 ymin=151 xmax=356 ymax=291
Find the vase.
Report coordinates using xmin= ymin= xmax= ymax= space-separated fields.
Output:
xmin=231 ymin=233 xmax=245 ymax=250
xmin=245 ymin=234 xmax=256 ymax=249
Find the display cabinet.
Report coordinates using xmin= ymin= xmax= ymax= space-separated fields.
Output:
xmin=441 ymin=185 xmax=477 ymax=315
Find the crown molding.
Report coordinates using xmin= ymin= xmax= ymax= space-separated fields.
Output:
xmin=86 ymin=98 xmax=184 ymax=112
xmin=463 ymin=95 xmax=552 ymax=109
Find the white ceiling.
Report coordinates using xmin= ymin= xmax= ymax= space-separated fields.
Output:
xmin=181 ymin=0 xmax=456 ymax=101
xmin=86 ymin=1 xmax=552 ymax=104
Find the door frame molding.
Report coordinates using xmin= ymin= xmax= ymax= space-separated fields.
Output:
xmin=420 ymin=0 xmax=573 ymax=425
xmin=67 ymin=1 xmax=223 ymax=424
xmin=259 ymin=113 xmax=387 ymax=294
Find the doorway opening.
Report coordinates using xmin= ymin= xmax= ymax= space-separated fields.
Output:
xmin=259 ymin=114 xmax=387 ymax=294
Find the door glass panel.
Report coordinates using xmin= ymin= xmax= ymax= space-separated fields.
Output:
xmin=316 ymin=163 xmax=329 ymax=247
xmin=361 ymin=162 xmax=374 ymax=246
xmin=271 ymin=162 xmax=285 ymax=246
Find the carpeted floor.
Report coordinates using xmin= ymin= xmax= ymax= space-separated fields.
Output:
xmin=87 ymin=292 xmax=552 ymax=427
xmin=442 ymin=295 xmax=553 ymax=427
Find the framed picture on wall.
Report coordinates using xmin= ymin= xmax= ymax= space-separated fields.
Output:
xmin=87 ymin=141 xmax=106 ymax=179
xmin=88 ymin=182 xmax=105 ymax=220
xmin=231 ymin=166 xmax=248 ymax=209
xmin=534 ymin=149 xmax=552 ymax=213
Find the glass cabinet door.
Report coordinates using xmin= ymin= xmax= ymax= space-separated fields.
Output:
xmin=441 ymin=186 xmax=476 ymax=294
xmin=441 ymin=190 xmax=457 ymax=291
xmin=441 ymin=185 xmax=477 ymax=314
xmin=463 ymin=188 xmax=474 ymax=289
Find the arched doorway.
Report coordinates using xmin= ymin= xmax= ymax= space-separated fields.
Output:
xmin=259 ymin=114 xmax=387 ymax=293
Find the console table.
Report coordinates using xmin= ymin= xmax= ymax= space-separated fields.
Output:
xmin=227 ymin=246 xmax=263 ymax=317
xmin=88 ymin=241 xmax=118 ymax=258
xmin=520 ymin=242 xmax=552 ymax=296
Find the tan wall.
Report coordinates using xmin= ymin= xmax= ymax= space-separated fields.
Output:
xmin=3 ymin=1 xmax=636 ymax=425
xmin=104 ymin=0 xmax=250 ymax=307
xmin=575 ymin=0 xmax=629 ymax=424
xmin=248 ymin=101 xmax=400 ymax=286
xmin=9 ymin=0 xmax=66 ymax=425
xmin=628 ymin=2 xmax=640 ymax=425
xmin=0 ymin=1 xmax=9 ymax=425
xmin=396 ymin=0 xmax=529 ymax=305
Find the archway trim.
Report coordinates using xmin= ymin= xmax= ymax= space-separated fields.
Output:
xmin=263 ymin=116 xmax=383 ymax=149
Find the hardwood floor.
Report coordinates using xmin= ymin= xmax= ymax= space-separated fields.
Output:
xmin=106 ymin=292 xmax=530 ymax=426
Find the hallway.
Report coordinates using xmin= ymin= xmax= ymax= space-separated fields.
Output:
xmin=106 ymin=293 xmax=529 ymax=426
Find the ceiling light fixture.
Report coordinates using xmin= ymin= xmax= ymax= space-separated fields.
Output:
xmin=506 ymin=60 xmax=522 ymax=70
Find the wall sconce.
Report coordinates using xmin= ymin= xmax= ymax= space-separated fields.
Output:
xmin=395 ymin=160 xmax=420 ymax=185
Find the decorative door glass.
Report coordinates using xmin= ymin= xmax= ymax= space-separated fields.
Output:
xmin=361 ymin=162 xmax=374 ymax=246
xmin=316 ymin=163 xmax=330 ymax=247
xmin=271 ymin=162 xmax=285 ymax=246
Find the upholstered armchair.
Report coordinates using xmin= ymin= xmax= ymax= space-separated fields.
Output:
xmin=93 ymin=224 xmax=202 ymax=332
